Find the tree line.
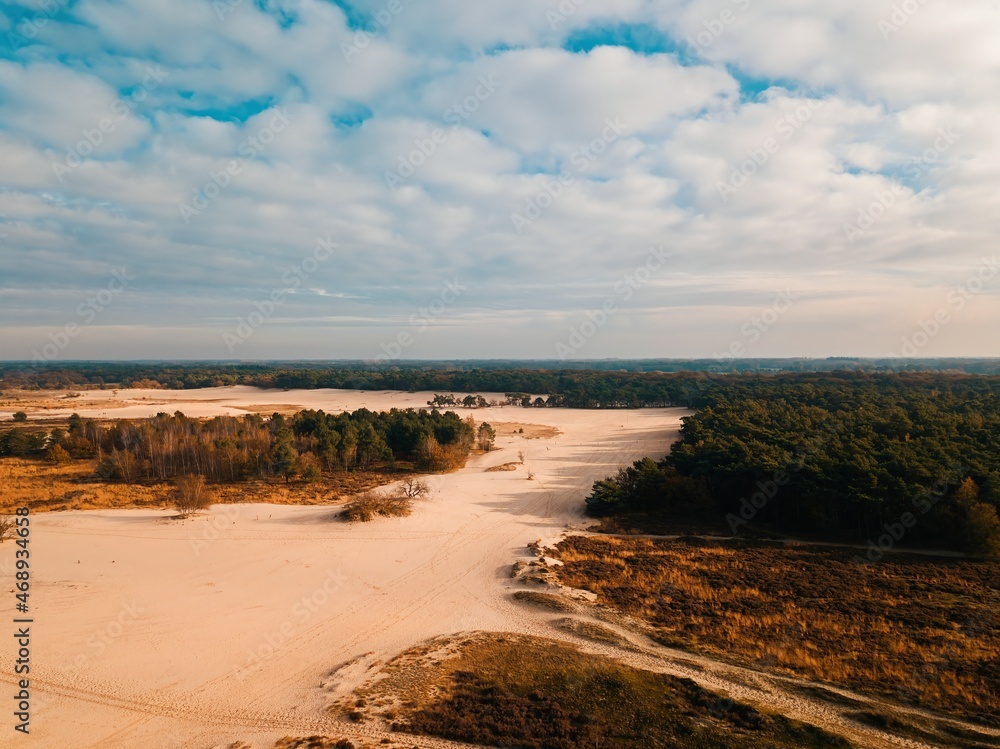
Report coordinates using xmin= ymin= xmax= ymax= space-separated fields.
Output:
xmin=587 ymin=374 xmax=1000 ymax=555
xmin=1 ymin=408 xmax=476 ymax=482
xmin=8 ymin=358 xmax=1000 ymax=392
xmin=5 ymin=363 xmax=1000 ymax=408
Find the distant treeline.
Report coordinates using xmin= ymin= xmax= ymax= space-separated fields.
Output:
xmin=1 ymin=408 xmax=475 ymax=482
xmin=6 ymin=360 xmax=1000 ymax=402
xmin=587 ymin=374 xmax=1000 ymax=555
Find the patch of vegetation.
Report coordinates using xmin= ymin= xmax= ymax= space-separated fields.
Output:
xmin=511 ymin=590 xmax=577 ymax=612
xmin=273 ymin=738 xmax=355 ymax=749
xmin=847 ymin=710 xmax=1000 ymax=749
xmin=0 ymin=456 xmax=413 ymax=515
xmin=486 ymin=462 xmax=519 ymax=472
xmin=174 ymin=474 xmax=214 ymax=516
xmin=553 ymin=617 xmax=630 ymax=646
xmin=381 ymin=634 xmax=853 ymax=749
xmin=553 ymin=535 xmax=1000 ymax=727
xmin=341 ymin=490 xmax=412 ymax=522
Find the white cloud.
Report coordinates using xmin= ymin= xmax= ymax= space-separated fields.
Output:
xmin=0 ymin=0 xmax=998 ymax=359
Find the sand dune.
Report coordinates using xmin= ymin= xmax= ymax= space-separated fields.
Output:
xmin=1 ymin=390 xmax=685 ymax=748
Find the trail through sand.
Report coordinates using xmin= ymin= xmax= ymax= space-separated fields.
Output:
xmin=1 ymin=389 xmax=987 ymax=749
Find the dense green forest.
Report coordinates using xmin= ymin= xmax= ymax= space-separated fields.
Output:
xmin=1 ymin=408 xmax=475 ymax=482
xmin=586 ymin=375 xmax=1000 ymax=556
xmin=6 ymin=360 xmax=1000 ymax=406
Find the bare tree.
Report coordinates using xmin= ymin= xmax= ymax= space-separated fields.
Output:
xmin=174 ymin=474 xmax=213 ymax=517
xmin=401 ymin=477 xmax=431 ymax=498
xmin=0 ymin=516 xmax=13 ymax=543
xmin=517 ymin=450 xmax=526 ymax=465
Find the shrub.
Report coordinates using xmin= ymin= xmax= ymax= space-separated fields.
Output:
xmin=400 ymin=477 xmax=430 ymax=498
xmin=342 ymin=490 xmax=412 ymax=522
xmin=174 ymin=474 xmax=213 ymax=516
xmin=46 ymin=444 xmax=72 ymax=464
xmin=12 ymin=411 xmax=27 ymax=422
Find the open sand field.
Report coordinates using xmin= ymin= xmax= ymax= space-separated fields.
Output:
xmin=0 ymin=386 xmax=521 ymax=422
xmin=0 ymin=389 xmax=684 ymax=748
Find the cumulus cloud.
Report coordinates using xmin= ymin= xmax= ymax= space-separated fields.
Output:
xmin=0 ymin=0 xmax=998 ymax=360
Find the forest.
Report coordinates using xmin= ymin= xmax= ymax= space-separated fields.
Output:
xmin=7 ymin=361 xmax=1000 ymax=407
xmin=0 ymin=408 xmax=475 ymax=482
xmin=586 ymin=374 xmax=1000 ymax=555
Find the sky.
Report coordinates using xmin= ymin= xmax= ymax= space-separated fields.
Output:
xmin=1 ymin=0 xmax=999 ymax=362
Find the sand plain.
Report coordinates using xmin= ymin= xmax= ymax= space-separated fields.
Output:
xmin=0 ymin=389 xmax=685 ymax=748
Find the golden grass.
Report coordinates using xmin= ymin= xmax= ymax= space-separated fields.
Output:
xmin=553 ymin=536 xmax=1000 ymax=727
xmin=0 ymin=458 xmax=406 ymax=514
xmin=349 ymin=633 xmax=852 ymax=749
xmin=490 ymin=421 xmax=562 ymax=439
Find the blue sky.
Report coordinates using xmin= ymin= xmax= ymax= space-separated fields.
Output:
xmin=0 ymin=0 xmax=998 ymax=361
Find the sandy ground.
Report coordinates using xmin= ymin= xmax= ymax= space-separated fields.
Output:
xmin=0 ymin=386 xmax=520 ymax=421
xmin=0 ymin=390 xmax=685 ymax=748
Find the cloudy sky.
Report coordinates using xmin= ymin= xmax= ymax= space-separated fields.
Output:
xmin=1 ymin=0 xmax=998 ymax=361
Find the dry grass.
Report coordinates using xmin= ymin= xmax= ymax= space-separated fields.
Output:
xmin=511 ymin=590 xmax=577 ymax=612
xmin=491 ymin=422 xmax=562 ymax=439
xmin=553 ymin=617 xmax=631 ymax=647
xmin=553 ymin=535 xmax=1000 ymax=727
xmin=0 ymin=389 xmax=138 ymax=415
xmin=232 ymin=404 xmax=305 ymax=415
xmin=341 ymin=490 xmax=413 ymax=522
xmin=273 ymin=738 xmax=355 ymax=749
xmin=0 ymin=458 xmax=409 ymax=514
xmin=485 ymin=462 xmax=520 ymax=472
xmin=350 ymin=633 xmax=852 ymax=749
